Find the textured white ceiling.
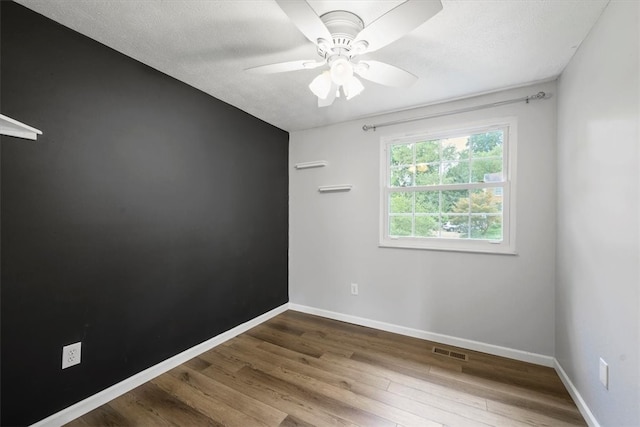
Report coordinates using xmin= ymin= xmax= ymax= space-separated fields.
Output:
xmin=16 ymin=0 xmax=609 ymax=131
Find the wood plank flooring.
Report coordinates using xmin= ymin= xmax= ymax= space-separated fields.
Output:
xmin=66 ymin=310 xmax=586 ymax=426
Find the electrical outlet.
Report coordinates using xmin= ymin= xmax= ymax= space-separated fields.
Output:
xmin=351 ymin=283 xmax=358 ymax=295
xmin=62 ymin=342 xmax=82 ymax=369
xmin=599 ymin=357 xmax=608 ymax=389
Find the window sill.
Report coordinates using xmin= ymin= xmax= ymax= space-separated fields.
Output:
xmin=379 ymin=238 xmax=517 ymax=255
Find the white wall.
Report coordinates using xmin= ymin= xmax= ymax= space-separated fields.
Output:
xmin=556 ymin=1 xmax=639 ymax=426
xmin=290 ymin=81 xmax=557 ymax=357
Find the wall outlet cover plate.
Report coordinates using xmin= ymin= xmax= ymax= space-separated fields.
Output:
xmin=599 ymin=357 xmax=608 ymax=389
xmin=62 ymin=342 xmax=82 ymax=369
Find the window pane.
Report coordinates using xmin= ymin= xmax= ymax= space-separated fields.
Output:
xmin=389 ymin=216 xmax=412 ymax=236
xmin=390 ymin=166 xmax=414 ymax=187
xmin=456 ymin=217 xmax=471 ymax=239
xmin=416 ymin=216 xmax=439 ymax=237
xmin=442 ymin=190 xmax=468 ymax=214
xmin=470 ymin=189 xmax=502 ymax=213
xmin=472 ymin=158 xmax=502 ymax=183
xmin=442 ymin=214 xmax=467 ymax=238
xmin=469 ymin=131 xmax=503 ymax=156
xmin=442 ymin=137 xmax=469 ymax=161
xmin=415 ymin=191 xmax=439 ymax=213
xmin=390 ymin=192 xmax=413 ymax=213
xmin=390 ymin=144 xmax=413 ymax=166
xmin=446 ymin=190 xmax=470 ymax=239
xmin=468 ymin=215 xmax=502 ymax=240
xmin=415 ymin=140 xmax=439 ymax=163
xmin=490 ymin=186 xmax=504 ymax=198
xmin=489 ymin=215 xmax=503 ymax=240
xmin=415 ymin=163 xmax=439 ymax=185
xmin=442 ymin=161 xmax=470 ymax=184
xmin=470 ymin=189 xmax=503 ymax=239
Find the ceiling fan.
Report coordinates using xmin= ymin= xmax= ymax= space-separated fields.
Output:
xmin=246 ymin=0 xmax=443 ymax=107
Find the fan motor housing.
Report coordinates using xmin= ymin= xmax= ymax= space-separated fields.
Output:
xmin=318 ymin=10 xmax=364 ymax=56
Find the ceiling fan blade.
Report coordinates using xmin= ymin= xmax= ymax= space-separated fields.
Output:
xmin=355 ymin=60 xmax=418 ymax=88
xmin=246 ymin=60 xmax=325 ymax=74
xmin=276 ymin=0 xmax=333 ymax=47
xmin=353 ymin=0 xmax=442 ymax=54
xmin=318 ymin=83 xmax=338 ymax=107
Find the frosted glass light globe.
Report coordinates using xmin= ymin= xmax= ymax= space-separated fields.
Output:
xmin=308 ymin=71 xmax=332 ymax=99
xmin=330 ymin=58 xmax=353 ymax=86
xmin=344 ymin=76 xmax=364 ymax=100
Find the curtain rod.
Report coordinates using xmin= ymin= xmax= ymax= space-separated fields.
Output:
xmin=362 ymin=91 xmax=549 ymax=132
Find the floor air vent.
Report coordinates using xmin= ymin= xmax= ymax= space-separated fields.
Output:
xmin=433 ymin=347 xmax=450 ymax=356
xmin=432 ymin=346 xmax=468 ymax=361
xmin=449 ymin=351 xmax=468 ymax=361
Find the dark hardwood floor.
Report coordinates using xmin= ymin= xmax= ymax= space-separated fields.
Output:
xmin=66 ymin=310 xmax=586 ymax=426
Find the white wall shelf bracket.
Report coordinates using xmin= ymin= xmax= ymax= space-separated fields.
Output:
xmin=0 ymin=114 xmax=43 ymax=140
xmin=318 ymin=184 xmax=352 ymax=193
xmin=295 ymin=160 xmax=328 ymax=170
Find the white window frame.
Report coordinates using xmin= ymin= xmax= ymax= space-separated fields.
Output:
xmin=379 ymin=117 xmax=517 ymax=255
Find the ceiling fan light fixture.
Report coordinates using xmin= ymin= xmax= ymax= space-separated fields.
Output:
xmin=354 ymin=61 xmax=370 ymax=75
xmin=351 ymin=40 xmax=369 ymax=56
xmin=330 ymin=57 xmax=353 ymax=86
xmin=253 ymin=0 xmax=444 ymax=107
xmin=309 ymin=71 xmax=332 ymax=99
xmin=316 ymin=38 xmax=332 ymax=52
xmin=344 ymin=76 xmax=364 ymax=100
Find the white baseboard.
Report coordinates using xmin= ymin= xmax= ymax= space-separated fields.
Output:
xmin=289 ymin=305 xmax=599 ymax=425
xmin=31 ymin=303 xmax=290 ymax=427
xmin=289 ymin=303 xmax=555 ymax=367
xmin=554 ymin=359 xmax=601 ymax=427
xmin=35 ymin=302 xmax=599 ymax=427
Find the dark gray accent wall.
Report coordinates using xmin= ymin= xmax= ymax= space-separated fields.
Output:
xmin=1 ymin=2 xmax=289 ymax=425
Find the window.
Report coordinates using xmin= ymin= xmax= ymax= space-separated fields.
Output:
xmin=379 ymin=119 xmax=516 ymax=254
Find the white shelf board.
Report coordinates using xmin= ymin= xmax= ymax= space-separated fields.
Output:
xmin=295 ymin=161 xmax=327 ymax=170
xmin=0 ymin=114 xmax=43 ymax=140
xmin=318 ymin=184 xmax=352 ymax=193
